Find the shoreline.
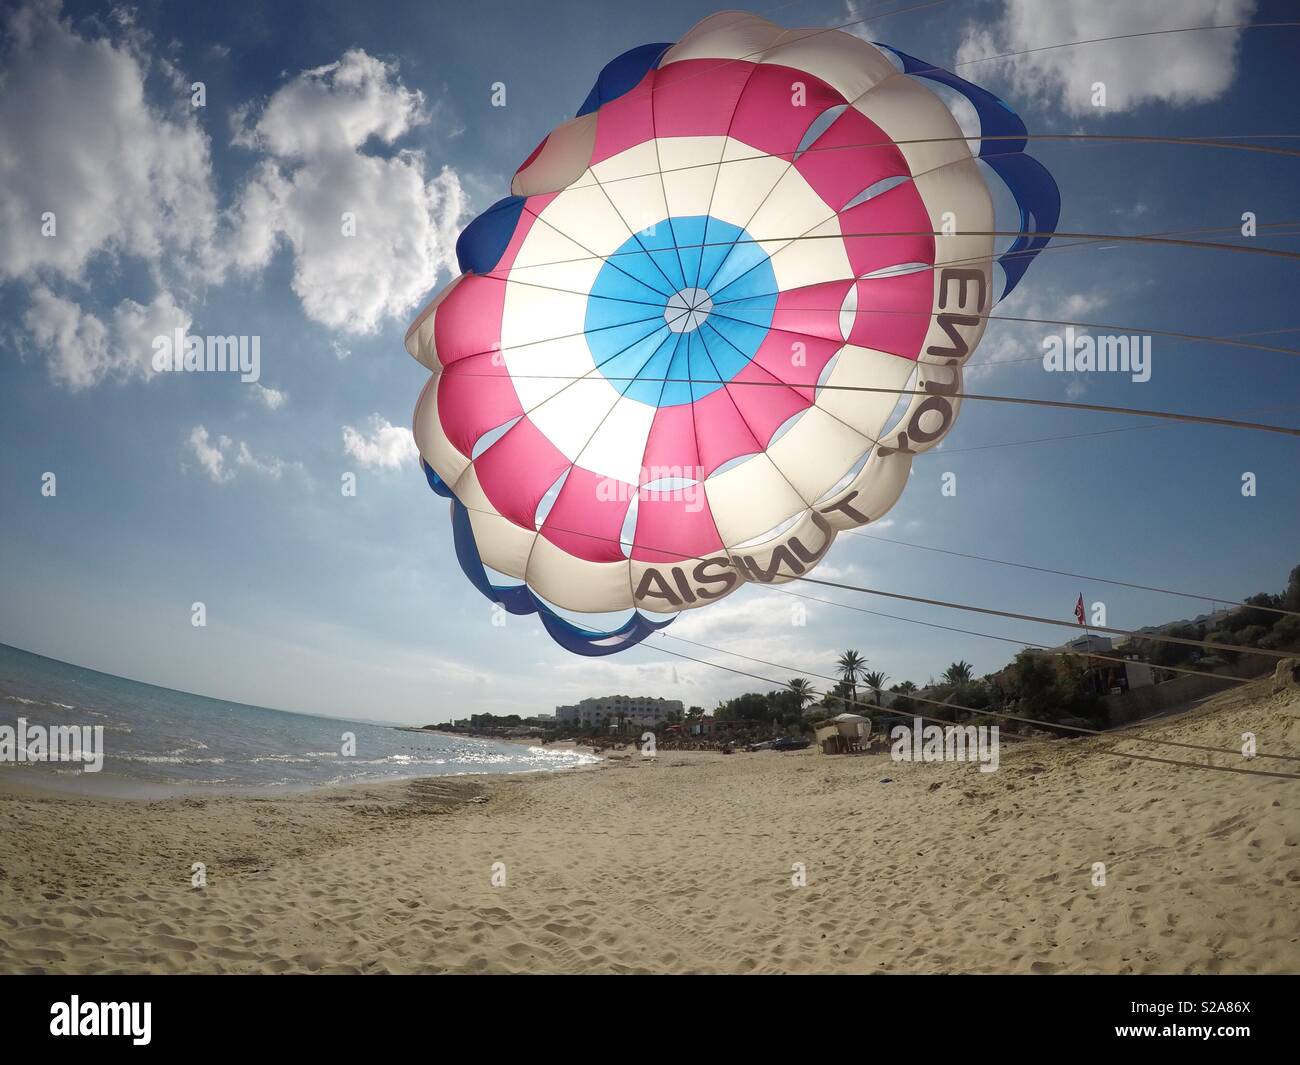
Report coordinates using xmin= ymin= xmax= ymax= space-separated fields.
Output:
xmin=0 ymin=761 xmax=547 ymax=806
xmin=0 ymin=739 xmax=603 ymax=803
xmin=2 ymin=679 xmax=1296 ymax=974
xmin=396 ymin=727 xmax=599 ymax=756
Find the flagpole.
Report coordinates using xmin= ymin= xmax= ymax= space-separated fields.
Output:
xmin=1080 ymin=591 xmax=1098 ymax=694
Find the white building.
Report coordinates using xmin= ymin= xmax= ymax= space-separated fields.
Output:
xmin=554 ymin=696 xmax=684 ymax=729
xmin=1060 ymin=634 xmax=1114 ymax=654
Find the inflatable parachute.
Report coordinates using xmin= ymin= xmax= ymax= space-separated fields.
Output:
xmin=405 ymin=10 xmax=1059 ymax=654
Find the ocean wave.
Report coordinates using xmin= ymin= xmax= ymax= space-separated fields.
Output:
xmin=1 ymin=695 xmax=83 ymax=712
xmin=117 ymin=754 xmax=227 ymax=765
xmin=248 ymin=754 xmax=317 ymax=764
xmin=377 ymin=754 xmax=448 ymax=765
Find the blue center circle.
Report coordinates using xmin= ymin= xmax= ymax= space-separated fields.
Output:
xmin=583 ymin=215 xmax=777 ymax=408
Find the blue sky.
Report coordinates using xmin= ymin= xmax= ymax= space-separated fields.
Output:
xmin=1 ymin=0 xmax=1296 ymax=725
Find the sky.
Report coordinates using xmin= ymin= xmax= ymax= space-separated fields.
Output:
xmin=1 ymin=0 xmax=1297 ymax=726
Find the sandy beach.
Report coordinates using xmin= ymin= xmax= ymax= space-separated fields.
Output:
xmin=1 ymin=679 xmax=1297 ymax=975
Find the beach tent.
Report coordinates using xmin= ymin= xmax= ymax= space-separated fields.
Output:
xmin=815 ymin=713 xmax=872 ymax=754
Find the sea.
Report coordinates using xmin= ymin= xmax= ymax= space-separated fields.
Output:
xmin=0 ymin=642 xmax=596 ymax=793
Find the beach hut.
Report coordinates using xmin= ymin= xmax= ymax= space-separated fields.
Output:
xmin=814 ymin=713 xmax=872 ymax=754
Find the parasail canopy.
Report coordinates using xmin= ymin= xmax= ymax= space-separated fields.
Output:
xmin=406 ymin=11 xmax=1059 ymax=654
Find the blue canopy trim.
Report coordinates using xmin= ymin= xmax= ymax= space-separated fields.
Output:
xmin=455 ymin=195 xmax=527 ymax=275
xmin=577 ymin=42 xmax=673 ymax=117
xmin=876 ymin=44 xmax=1061 ymax=303
xmin=422 ymin=460 xmax=673 ymax=656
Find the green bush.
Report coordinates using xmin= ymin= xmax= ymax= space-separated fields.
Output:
xmin=1204 ymin=629 xmax=1240 ymax=664
xmin=1236 ymin=625 xmax=1270 ymax=647
xmin=1260 ymin=614 xmax=1300 ymax=651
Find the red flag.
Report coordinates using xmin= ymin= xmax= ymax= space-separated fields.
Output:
xmin=1074 ymin=595 xmax=1086 ymax=626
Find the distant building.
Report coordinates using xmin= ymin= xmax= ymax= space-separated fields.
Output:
xmin=1047 ymin=634 xmax=1152 ymax=695
xmin=1059 ymin=633 xmax=1113 ymax=655
xmin=689 ymin=714 xmax=717 ymax=736
xmin=554 ymin=695 xmax=684 ymax=729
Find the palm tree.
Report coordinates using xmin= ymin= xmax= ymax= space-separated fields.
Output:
xmin=836 ymin=650 xmax=867 ymax=710
xmin=862 ymin=670 xmax=889 ymax=707
xmin=787 ymin=677 xmax=816 ymax=711
xmin=889 ymin=678 xmax=918 ymax=713
xmin=943 ymin=660 xmax=974 ymax=686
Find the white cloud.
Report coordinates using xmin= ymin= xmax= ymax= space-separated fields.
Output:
xmin=671 ymin=590 xmax=800 ymax=644
xmin=956 ymin=0 xmax=1257 ymax=116
xmin=342 ymin=415 xmax=419 ymax=470
xmin=0 ymin=1 xmax=220 ymax=283
xmin=3 ymin=6 xmax=467 ymax=390
xmin=966 ymin=285 xmax=1110 ymax=377
xmin=663 ymin=589 xmax=840 ymax=694
xmin=1 ymin=2 xmax=206 ymax=390
xmin=187 ymin=426 xmax=233 ymax=484
xmin=811 ymin=558 xmax=870 ymax=583
xmin=233 ymin=49 xmax=428 ymax=158
xmin=22 ymin=286 xmax=191 ymax=390
xmin=250 ymin=382 xmax=288 ymax=410
xmin=186 ymin=425 xmax=299 ymax=483
xmin=223 ymin=160 xmax=290 ymax=275
xmin=230 ymin=49 xmax=468 ymax=333
xmin=234 ymin=440 xmax=295 ymax=479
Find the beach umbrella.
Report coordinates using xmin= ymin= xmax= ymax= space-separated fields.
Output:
xmin=406 ymin=10 xmax=1058 ymax=655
